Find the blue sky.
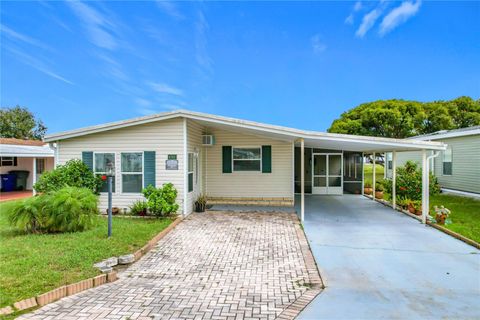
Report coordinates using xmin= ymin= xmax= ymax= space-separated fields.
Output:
xmin=1 ymin=1 xmax=479 ymax=134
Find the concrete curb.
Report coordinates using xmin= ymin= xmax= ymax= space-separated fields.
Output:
xmin=365 ymin=195 xmax=480 ymax=250
xmin=276 ymin=216 xmax=324 ymax=319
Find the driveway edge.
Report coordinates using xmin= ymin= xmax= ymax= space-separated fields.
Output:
xmin=276 ymin=217 xmax=324 ymax=319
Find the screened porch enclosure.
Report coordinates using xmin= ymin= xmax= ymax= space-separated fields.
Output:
xmin=294 ymin=147 xmax=363 ymax=195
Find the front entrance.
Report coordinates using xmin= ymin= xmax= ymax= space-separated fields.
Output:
xmin=312 ymin=153 xmax=343 ymax=195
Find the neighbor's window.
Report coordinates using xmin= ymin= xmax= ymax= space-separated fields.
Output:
xmin=386 ymin=153 xmax=393 ymax=170
xmin=94 ymin=153 xmax=115 ymax=192
xmin=121 ymin=153 xmax=143 ymax=193
xmin=188 ymin=153 xmax=194 ymax=192
xmin=443 ymin=147 xmax=452 ymax=175
xmin=0 ymin=157 xmax=17 ymax=167
xmin=233 ymin=147 xmax=261 ymax=171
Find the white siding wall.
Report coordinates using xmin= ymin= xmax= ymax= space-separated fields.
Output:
xmin=204 ymin=127 xmax=294 ymax=199
xmin=0 ymin=157 xmax=54 ymax=190
xmin=56 ymin=118 xmax=186 ymax=212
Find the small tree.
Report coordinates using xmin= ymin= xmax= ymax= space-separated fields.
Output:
xmin=0 ymin=106 xmax=47 ymax=140
xmin=142 ymin=183 xmax=179 ymax=217
xmin=34 ymin=159 xmax=103 ymax=194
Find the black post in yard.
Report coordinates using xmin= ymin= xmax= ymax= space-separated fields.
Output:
xmin=108 ymin=175 xmax=112 ymax=238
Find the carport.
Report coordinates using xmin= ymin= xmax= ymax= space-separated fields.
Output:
xmin=293 ymin=133 xmax=446 ymax=224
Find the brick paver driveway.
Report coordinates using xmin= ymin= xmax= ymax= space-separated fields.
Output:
xmin=21 ymin=212 xmax=321 ymax=320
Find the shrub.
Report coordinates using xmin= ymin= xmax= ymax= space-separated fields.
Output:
xmin=8 ymin=187 xmax=98 ymax=233
xmin=44 ymin=187 xmax=98 ymax=232
xmin=8 ymin=196 xmax=48 ymax=233
xmin=34 ymin=159 xmax=103 ymax=194
xmin=382 ymin=161 xmax=440 ymax=201
xmin=364 ymin=180 xmax=372 ymax=188
xmin=129 ymin=200 xmax=148 ymax=216
xmin=375 ymin=182 xmax=384 ymax=192
xmin=142 ymin=183 xmax=179 ymax=217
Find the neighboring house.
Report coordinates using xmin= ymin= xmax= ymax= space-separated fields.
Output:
xmin=0 ymin=138 xmax=55 ymax=191
xmin=385 ymin=126 xmax=480 ymax=195
xmin=44 ymin=110 xmax=445 ymax=215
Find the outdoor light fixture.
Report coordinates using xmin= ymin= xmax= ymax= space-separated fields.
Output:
xmin=106 ymin=162 xmax=114 ymax=238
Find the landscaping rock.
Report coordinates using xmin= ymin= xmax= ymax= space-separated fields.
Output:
xmin=98 ymin=265 xmax=113 ymax=273
xmin=104 ymin=257 xmax=118 ymax=267
xmin=118 ymin=254 xmax=135 ymax=264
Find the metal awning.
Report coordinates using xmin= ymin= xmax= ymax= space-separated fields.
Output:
xmin=0 ymin=144 xmax=54 ymax=158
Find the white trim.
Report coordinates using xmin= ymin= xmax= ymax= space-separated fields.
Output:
xmin=32 ymin=157 xmax=37 ymax=196
xmin=411 ymin=128 xmax=480 ymax=141
xmin=183 ymin=118 xmax=188 ymax=216
xmin=44 ymin=110 xmax=446 ymax=151
xmin=441 ymin=188 xmax=480 ymax=198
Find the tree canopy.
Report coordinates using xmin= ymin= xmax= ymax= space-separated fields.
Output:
xmin=327 ymin=96 xmax=480 ymax=138
xmin=0 ymin=106 xmax=47 ymax=140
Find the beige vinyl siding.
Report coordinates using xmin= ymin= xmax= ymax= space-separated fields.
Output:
xmin=185 ymin=120 xmax=204 ymax=215
xmin=433 ymin=135 xmax=480 ymax=194
xmin=56 ymin=118 xmax=186 ymax=212
xmin=204 ymin=127 xmax=293 ymax=199
xmin=385 ymin=150 xmax=430 ymax=178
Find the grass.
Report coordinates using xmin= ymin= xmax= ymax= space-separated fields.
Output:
xmin=430 ymin=194 xmax=480 ymax=243
xmin=364 ymin=163 xmax=385 ymax=185
xmin=0 ymin=199 xmax=173 ymax=308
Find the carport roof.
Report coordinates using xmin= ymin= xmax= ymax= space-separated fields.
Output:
xmin=0 ymin=143 xmax=54 ymax=157
xmin=44 ymin=110 xmax=446 ymax=152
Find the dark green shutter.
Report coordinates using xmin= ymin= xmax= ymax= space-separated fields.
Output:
xmin=262 ymin=145 xmax=272 ymax=173
xmin=82 ymin=151 xmax=93 ymax=171
xmin=222 ymin=146 xmax=232 ymax=173
xmin=144 ymin=151 xmax=156 ymax=188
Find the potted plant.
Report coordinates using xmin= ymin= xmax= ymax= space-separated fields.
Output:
xmin=396 ymin=196 xmax=409 ymax=210
xmin=194 ymin=194 xmax=207 ymax=213
xmin=129 ymin=200 xmax=148 ymax=216
xmin=105 ymin=207 xmax=121 ymax=215
xmin=433 ymin=205 xmax=450 ymax=225
xmin=375 ymin=183 xmax=384 ymax=199
xmin=407 ymin=201 xmax=416 ymax=214
xmin=364 ymin=181 xmax=373 ymax=195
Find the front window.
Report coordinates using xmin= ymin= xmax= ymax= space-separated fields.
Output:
xmin=121 ymin=153 xmax=143 ymax=193
xmin=233 ymin=147 xmax=261 ymax=171
xmin=188 ymin=153 xmax=194 ymax=192
xmin=36 ymin=158 xmax=45 ymax=174
xmin=443 ymin=147 xmax=452 ymax=175
xmin=94 ymin=153 xmax=115 ymax=192
xmin=0 ymin=157 xmax=17 ymax=166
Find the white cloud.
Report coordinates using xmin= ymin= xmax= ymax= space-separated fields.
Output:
xmin=356 ymin=8 xmax=383 ymax=38
xmin=311 ymin=34 xmax=327 ymax=54
xmin=148 ymin=82 xmax=183 ymax=96
xmin=379 ymin=0 xmax=421 ymax=36
xmin=0 ymin=24 xmax=52 ymax=51
xmin=345 ymin=14 xmax=354 ymax=25
xmin=156 ymin=1 xmax=184 ymax=20
xmin=354 ymin=1 xmax=362 ymax=11
xmin=5 ymin=46 xmax=73 ymax=85
xmin=67 ymin=1 xmax=117 ymax=50
xmin=134 ymin=98 xmax=152 ymax=107
xmin=195 ymin=10 xmax=213 ymax=73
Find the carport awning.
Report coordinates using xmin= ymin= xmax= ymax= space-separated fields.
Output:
xmin=0 ymin=144 xmax=54 ymax=157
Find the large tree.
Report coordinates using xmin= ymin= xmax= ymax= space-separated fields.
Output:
xmin=328 ymin=96 xmax=480 ymax=138
xmin=0 ymin=106 xmax=47 ymax=140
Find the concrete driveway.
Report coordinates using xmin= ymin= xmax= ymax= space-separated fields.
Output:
xmin=298 ymin=195 xmax=480 ymax=319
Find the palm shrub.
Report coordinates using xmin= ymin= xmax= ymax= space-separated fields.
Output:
xmin=8 ymin=187 xmax=98 ymax=233
xmin=8 ymin=196 xmax=48 ymax=233
xmin=43 ymin=187 xmax=98 ymax=232
xmin=34 ymin=159 xmax=103 ymax=194
xmin=142 ymin=183 xmax=179 ymax=217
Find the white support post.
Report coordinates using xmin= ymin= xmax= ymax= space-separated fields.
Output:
xmin=372 ymin=152 xmax=376 ymax=200
xmin=421 ymin=149 xmax=429 ymax=224
xmin=300 ymin=139 xmax=305 ymax=223
xmin=361 ymin=152 xmax=364 ymax=195
xmin=392 ymin=151 xmax=397 ymax=209
xmin=32 ymin=157 xmax=37 ymax=196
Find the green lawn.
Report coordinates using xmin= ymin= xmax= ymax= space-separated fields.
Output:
xmin=364 ymin=163 xmax=385 ymax=185
xmin=0 ymin=200 xmax=173 ymax=308
xmin=430 ymin=194 xmax=480 ymax=243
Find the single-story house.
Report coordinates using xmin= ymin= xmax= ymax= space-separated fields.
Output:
xmin=0 ymin=138 xmax=55 ymax=193
xmin=44 ymin=110 xmax=446 ymax=221
xmin=385 ymin=126 xmax=480 ymax=196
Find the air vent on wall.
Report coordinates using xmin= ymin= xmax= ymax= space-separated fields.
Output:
xmin=202 ymin=135 xmax=215 ymax=146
